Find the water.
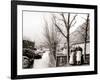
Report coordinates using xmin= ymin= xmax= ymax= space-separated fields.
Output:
xmin=33 ymin=51 xmax=50 ymax=68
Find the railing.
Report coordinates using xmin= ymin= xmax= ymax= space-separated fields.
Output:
xmin=56 ymin=53 xmax=90 ymax=67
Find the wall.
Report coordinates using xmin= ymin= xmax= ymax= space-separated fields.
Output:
xmin=0 ymin=0 xmax=99 ymax=80
xmin=72 ymin=42 xmax=90 ymax=54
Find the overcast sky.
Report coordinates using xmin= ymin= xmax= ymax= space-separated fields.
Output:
xmin=23 ymin=11 xmax=88 ymax=46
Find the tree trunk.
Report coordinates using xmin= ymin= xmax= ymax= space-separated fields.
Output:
xmin=83 ymin=27 xmax=87 ymax=63
xmin=66 ymin=29 xmax=70 ymax=64
xmin=53 ymin=47 xmax=56 ymax=60
xmin=52 ymin=43 xmax=57 ymax=66
xmin=83 ymin=14 xmax=89 ymax=63
xmin=84 ymin=38 xmax=87 ymax=63
xmin=66 ymin=13 xmax=70 ymax=65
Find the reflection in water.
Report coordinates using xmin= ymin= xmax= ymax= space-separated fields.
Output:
xmin=33 ymin=50 xmax=56 ymax=68
xmin=34 ymin=51 xmax=50 ymax=68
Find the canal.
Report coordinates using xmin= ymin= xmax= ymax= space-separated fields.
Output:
xmin=33 ymin=51 xmax=51 ymax=68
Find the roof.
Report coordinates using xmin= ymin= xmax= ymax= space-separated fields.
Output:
xmin=70 ymin=22 xmax=90 ymax=45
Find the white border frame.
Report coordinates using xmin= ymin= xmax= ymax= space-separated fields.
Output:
xmin=17 ymin=5 xmax=94 ymax=75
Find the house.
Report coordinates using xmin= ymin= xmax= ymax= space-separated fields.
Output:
xmin=71 ymin=41 xmax=90 ymax=54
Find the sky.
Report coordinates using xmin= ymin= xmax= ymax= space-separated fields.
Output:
xmin=23 ymin=11 xmax=88 ymax=47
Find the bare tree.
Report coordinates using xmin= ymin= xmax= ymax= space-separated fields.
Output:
xmin=43 ymin=17 xmax=61 ymax=66
xmin=77 ymin=14 xmax=90 ymax=63
xmin=52 ymin=13 xmax=77 ymax=64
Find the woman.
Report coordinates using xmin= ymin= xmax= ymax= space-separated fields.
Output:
xmin=76 ymin=46 xmax=82 ymax=65
xmin=69 ymin=47 xmax=76 ymax=65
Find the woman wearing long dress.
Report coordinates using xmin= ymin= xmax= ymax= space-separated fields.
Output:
xmin=69 ymin=47 xmax=76 ymax=65
xmin=76 ymin=46 xmax=82 ymax=65
xmin=69 ymin=52 xmax=76 ymax=65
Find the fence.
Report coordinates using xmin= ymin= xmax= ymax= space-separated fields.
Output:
xmin=56 ymin=54 xmax=67 ymax=67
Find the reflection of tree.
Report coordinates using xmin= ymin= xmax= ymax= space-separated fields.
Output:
xmin=77 ymin=14 xmax=90 ymax=63
xmin=43 ymin=17 xmax=61 ymax=65
xmin=52 ymin=13 xmax=77 ymax=64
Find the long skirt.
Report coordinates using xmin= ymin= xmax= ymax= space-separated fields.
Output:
xmin=69 ymin=52 xmax=75 ymax=65
xmin=76 ymin=51 xmax=82 ymax=62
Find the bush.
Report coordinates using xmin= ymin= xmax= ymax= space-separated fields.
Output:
xmin=23 ymin=48 xmax=34 ymax=68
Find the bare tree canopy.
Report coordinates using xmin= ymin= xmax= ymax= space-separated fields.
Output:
xmin=43 ymin=17 xmax=61 ymax=48
xmin=52 ymin=12 xmax=77 ymax=64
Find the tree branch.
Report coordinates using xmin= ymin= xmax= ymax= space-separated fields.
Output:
xmin=61 ymin=13 xmax=69 ymax=30
xmin=52 ymin=14 xmax=67 ymax=38
xmin=69 ymin=14 xmax=77 ymax=26
xmin=70 ymin=20 xmax=76 ymax=27
xmin=55 ymin=23 xmax=67 ymax=38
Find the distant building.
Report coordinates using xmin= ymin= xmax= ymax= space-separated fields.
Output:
xmin=71 ymin=41 xmax=90 ymax=54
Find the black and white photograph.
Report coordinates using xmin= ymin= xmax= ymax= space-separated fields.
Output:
xmin=22 ymin=12 xmax=90 ymax=69
xmin=11 ymin=1 xmax=97 ymax=79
